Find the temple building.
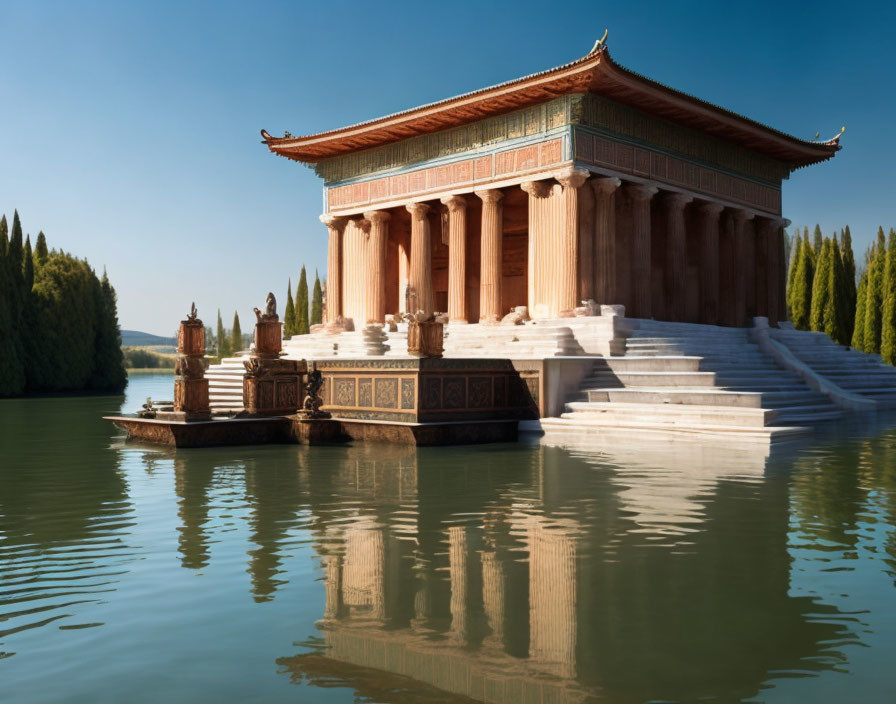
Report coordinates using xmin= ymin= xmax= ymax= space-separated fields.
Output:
xmin=262 ymin=37 xmax=841 ymax=328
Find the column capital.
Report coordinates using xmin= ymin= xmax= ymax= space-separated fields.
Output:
xmin=664 ymin=192 xmax=694 ymax=211
xmin=520 ymin=180 xmax=551 ymax=198
xmin=732 ymin=209 xmax=756 ymax=224
xmin=440 ymin=194 xmax=468 ymax=211
xmin=363 ymin=209 xmax=391 ymax=224
xmin=697 ymin=201 xmax=725 ymax=217
xmin=592 ymin=177 xmax=621 ymax=195
xmin=763 ymin=216 xmax=791 ymax=229
xmin=553 ymin=167 xmax=590 ymax=190
xmin=356 ymin=217 xmax=371 ymax=234
xmin=625 ymin=182 xmax=658 ymax=202
xmin=319 ymin=213 xmax=347 ymax=230
xmin=406 ymin=202 xmax=431 ymax=218
xmin=475 ymin=188 xmax=504 ymax=204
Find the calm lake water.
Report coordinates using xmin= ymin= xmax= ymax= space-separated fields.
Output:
xmin=2 ymin=373 xmax=896 ymax=703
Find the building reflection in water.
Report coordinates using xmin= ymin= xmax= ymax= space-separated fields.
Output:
xmin=270 ymin=439 xmax=861 ymax=704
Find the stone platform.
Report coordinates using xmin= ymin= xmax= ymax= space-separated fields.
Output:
xmin=104 ymin=415 xmax=517 ymax=448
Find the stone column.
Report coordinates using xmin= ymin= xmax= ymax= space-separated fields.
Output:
xmin=577 ymin=175 xmax=595 ymax=302
xmin=755 ymin=218 xmax=770 ymax=319
xmin=521 ymin=180 xmax=551 ymax=316
xmin=626 ymin=183 xmax=658 ymax=319
xmin=554 ymin=168 xmax=590 ymax=314
xmin=697 ymin=201 xmax=724 ymax=325
xmin=321 ymin=214 xmax=346 ymax=324
xmin=440 ymin=195 xmax=468 ymax=324
xmin=592 ymin=177 xmax=621 ymax=304
xmin=406 ymin=202 xmax=433 ymax=316
xmin=771 ymin=217 xmax=790 ymax=325
xmin=363 ymin=210 xmax=390 ymax=324
xmin=719 ymin=210 xmax=737 ymax=327
xmin=476 ymin=189 xmax=504 ymax=323
xmin=664 ymin=193 xmax=693 ymax=323
xmin=732 ymin=210 xmax=755 ymax=326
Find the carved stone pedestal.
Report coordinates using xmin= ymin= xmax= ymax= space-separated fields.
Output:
xmin=243 ymin=357 xmax=306 ymax=416
xmin=173 ymin=378 xmax=211 ymax=421
xmin=407 ymin=320 xmax=444 ymax=358
xmin=173 ymin=305 xmax=210 ymax=421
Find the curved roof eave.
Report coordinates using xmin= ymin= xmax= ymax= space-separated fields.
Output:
xmin=261 ymin=43 xmax=841 ymax=169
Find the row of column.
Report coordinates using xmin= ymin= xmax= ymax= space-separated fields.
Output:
xmin=321 ymin=172 xmax=788 ymax=328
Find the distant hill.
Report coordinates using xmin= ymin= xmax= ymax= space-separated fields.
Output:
xmin=120 ymin=330 xmax=177 ymax=347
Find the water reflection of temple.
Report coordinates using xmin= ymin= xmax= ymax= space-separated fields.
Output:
xmin=274 ymin=441 xmax=855 ymax=703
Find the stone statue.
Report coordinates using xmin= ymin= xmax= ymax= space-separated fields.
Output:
xmin=501 ymin=306 xmax=530 ymax=325
xmin=301 ymin=363 xmax=330 ymax=419
xmin=254 ymin=292 xmax=278 ymax=323
xmin=186 ymin=302 xmax=198 ymax=322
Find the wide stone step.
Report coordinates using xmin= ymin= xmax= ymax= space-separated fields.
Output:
xmin=591 ymin=356 xmax=702 ymax=372
xmin=562 ymin=402 xmax=777 ymax=428
xmin=584 ymin=387 xmax=763 ymax=408
xmin=758 ymin=391 xmax=833 ymax=408
xmin=771 ymin=405 xmax=845 ymax=424
xmin=584 ymin=371 xmax=717 ymax=387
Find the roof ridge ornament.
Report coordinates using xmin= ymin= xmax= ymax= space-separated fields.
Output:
xmin=588 ymin=29 xmax=609 ymax=56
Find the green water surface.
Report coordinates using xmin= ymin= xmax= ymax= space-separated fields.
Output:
xmin=2 ymin=373 xmax=895 ymax=703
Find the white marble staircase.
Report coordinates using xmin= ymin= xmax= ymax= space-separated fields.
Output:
xmin=541 ymin=320 xmax=848 ymax=442
xmin=204 ymin=356 xmax=247 ymax=413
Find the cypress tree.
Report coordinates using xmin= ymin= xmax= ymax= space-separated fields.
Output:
xmin=810 ymin=238 xmax=831 ymax=332
xmin=311 ymin=270 xmax=323 ymax=326
xmin=231 ymin=311 xmax=242 ymax=353
xmin=88 ymin=269 xmax=127 ymax=391
xmin=297 ymin=266 xmax=309 ymax=335
xmin=882 ymin=230 xmax=896 ymax=365
xmin=23 ymin=235 xmax=34 ymax=291
xmin=825 ymin=235 xmax=848 ymax=345
xmin=8 ymin=211 xmax=24 ymax=293
xmin=853 ymin=271 xmax=868 ymax=350
xmin=813 ymin=224 xmax=824 ymax=258
xmin=284 ymin=279 xmax=296 ymax=337
xmin=35 ymin=230 xmax=48 ymax=265
xmin=792 ymin=233 xmax=814 ymax=330
xmin=786 ymin=234 xmax=802 ymax=320
xmin=0 ymin=215 xmax=25 ymax=395
xmin=216 ymin=309 xmax=229 ymax=358
xmin=841 ymin=225 xmax=857 ymax=339
xmin=864 ymin=227 xmax=887 ymax=354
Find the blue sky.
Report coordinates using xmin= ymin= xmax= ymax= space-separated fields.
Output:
xmin=1 ymin=0 xmax=892 ymax=335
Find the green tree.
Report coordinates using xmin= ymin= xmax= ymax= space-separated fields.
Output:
xmin=311 ymin=270 xmax=323 ymax=326
xmin=296 ymin=265 xmax=309 ymax=335
xmin=840 ymin=225 xmax=857 ymax=339
xmin=863 ymin=227 xmax=887 ymax=354
xmin=23 ymin=235 xmax=34 ymax=291
xmin=853 ymin=271 xmax=868 ymax=350
xmin=284 ymin=279 xmax=296 ymax=337
xmin=812 ymin=224 xmax=823 ymax=258
xmin=88 ymin=270 xmax=127 ymax=391
xmin=231 ymin=311 xmax=242 ymax=353
xmin=792 ymin=232 xmax=815 ymax=330
xmin=216 ymin=309 xmax=231 ymax=358
xmin=810 ymin=238 xmax=831 ymax=332
xmin=35 ymin=230 xmax=48 ymax=265
xmin=881 ymin=229 xmax=896 ymax=364
xmin=786 ymin=233 xmax=802 ymax=320
xmin=824 ymin=235 xmax=848 ymax=345
xmin=0 ymin=215 xmax=25 ymax=395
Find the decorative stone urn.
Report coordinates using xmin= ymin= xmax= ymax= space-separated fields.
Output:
xmin=173 ymin=303 xmax=211 ymax=421
xmin=242 ymin=292 xmax=305 ymax=415
xmin=407 ymin=318 xmax=444 ymax=358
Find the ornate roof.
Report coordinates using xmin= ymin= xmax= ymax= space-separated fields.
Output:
xmin=262 ymin=40 xmax=842 ymax=169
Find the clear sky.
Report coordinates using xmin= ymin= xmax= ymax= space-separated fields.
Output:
xmin=1 ymin=0 xmax=892 ymax=335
